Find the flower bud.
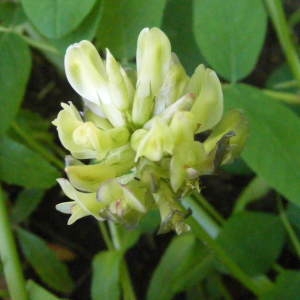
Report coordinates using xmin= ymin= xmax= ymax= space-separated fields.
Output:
xmin=154 ymin=54 xmax=189 ymax=115
xmin=170 ymin=141 xmax=207 ymax=192
xmin=105 ymin=49 xmax=134 ymax=110
xmin=186 ymin=65 xmax=223 ymax=132
xmin=97 ymin=179 xmax=146 ymax=226
xmin=144 ymin=93 xmax=195 ymax=129
xmin=66 ymin=146 xmax=135 ymax=192
xmin=65 ymin=40 xmax=126 ymax=127
xmin=153 ymin=182 xmax=190 ymax=234
xmin=132 ymin=28 xmax=172 ymax=126
xmin=56 ymin=179 xmax=104 ymax=224
xmin=53 ymin=102 xmax=130 ymax=160
xmin=132 ymin=118 xmax=174 ymax=162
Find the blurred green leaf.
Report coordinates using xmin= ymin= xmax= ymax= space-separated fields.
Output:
xmin=0 ymin=136 xmax=59 ymax=188
xmin=162 ymin=0 xmax=204 ymax=74
xmin=260 ymin=271 xmax=300 ymax=300
xmin=0 ymin=2 xmax=26 ymax=26
xmin=92 ymin=250 xmax=122 ymax=300
xmin=224 ymin=84 xmax=300 ymax=206
xmin=27 ymin=280 xmax=62 ymax=300
xmin=118 ymin=227 xmax=141 ymax=252
xmin=45 ymin=0 xmax=103 ymax=68
xmin=21 ymin=0 xmax=97 ymax=38
xmin=95 ymin=0 xmax=167 ymax=59
xmin=233 ymin=177 xmax=270 ymax=213
xmin=217 ymin=212 xmax=285 ymax=276
xmin=147 ymin=234 xmax=212 ymax=300
xmin=11 ymin=189 xmax=45 ymax=223
xmin=11 ymin=110 xmax=53 ymax=145
xmin=193 ymin=0 xmax=267 ymax=81
xmin=138 ymin=209 xmax=160 ymax=233
xmin=0 ymin=33 xmax=31 ymax=136
xmin=17 ymin=228 xmax=74 ymax=293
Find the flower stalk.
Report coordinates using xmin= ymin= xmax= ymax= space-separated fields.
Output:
xmin=0 ymin=187 xmax=28 ymax=300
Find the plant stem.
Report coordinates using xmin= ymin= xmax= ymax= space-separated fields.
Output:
xmin=98 ymin=222 xmax=114 ymax=251
xmin=0 ymin=25 xmax=58 ymax=54
xmin=277 ymin=199 xmax=300 ymax=258
xmin=183 ymin=196 xmax=220 ymax=238
xmin=271 ymin=79 xmax=300 ymax=90
xmin=263 ymin=89 xmax=300 ymax=104
xmin=107 ymin=222 xmax=137 ymax=300
xmin=191 ymin=192 xmax=225 ymax=224
xmin=264 ymin=0 xmax=300 ymax=83
xmin=120 ymin=261 xmax=137 ymax=300
xmin=12 ymin=122 xmax=64 ymax=170
xmin=0 ymin=187 xmax=28 ymax=300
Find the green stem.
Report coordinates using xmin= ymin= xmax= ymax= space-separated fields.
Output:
xmin=271 ymin=79 xmax=300 ymax=90
xmin=0 ymin=25 xmax=58 ymax=54
xmin=183 ymin=196 xmax=220 ymax=238
xmin=263 ymin=89 xmax=300 ymax=104
xmin=191 ymin=192 xmax=225 ymax=224
xmin=0 ymin=187 xmax=28 ymax=300
xmin=108 ymin=222 xmax=137 ymax=300
xmin=277 ymin=199 xmax=300 ymax=258
xmin=272 ymin=263 xmax=285 ymax=274
xmin=12 ymin=122 xmax=64 ymax=170
xmin=120 ymin=261 xmax=137 ymax=300
xmin=264 ymin=0 xmax=300 ymax=83
xmin=98 ymin=222 xmax=114 ymax=251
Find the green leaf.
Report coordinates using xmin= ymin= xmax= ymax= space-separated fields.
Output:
xmin=11 ymin=189 xmax=45 ymax=223
xmin=95 ymin=0 xmax=167 ymax=59
xmin=193 ymin=0 xmax=267 ymax=81
xmin=27 ymin=280 xmax=62 ymax=300
xmin=0 ymin=33 xmax=31 ymax=136
xmin=147 ymin=234 xmax=212 ymax=300
xmin=21 ymin=0 xmax=97 ymax=38
xmin=0 ymin=2 xmax=26 ymax=26
xmin=233 ymin=177 xmax=270 ymax=213
xmin=161 ymin=0 xmax=204 ymax=74
xmin=224 ymin=84 xmax=300 ymax=206
xmin=260 ymin=271 xmax=300 ymax=300
xmin=10 ymin=110 xmax=53 ymax=147
xmin=217 ymin=212 xmax=285 ymax=276
xmin=0 ymin=136 xmax=59 ymax=188
xmin=118 ymin=227 xmax=141 ymax=252
xmin=46 ymin=0 xmax=103 ymax=68
xmin=17 ymin=228 xmax=74 ymax=293
xmin=91 ymin=250 xmax=123 ymax=300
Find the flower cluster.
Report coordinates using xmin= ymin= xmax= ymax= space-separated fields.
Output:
xmin=53 ymin=28 xmax=247 ymax=234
